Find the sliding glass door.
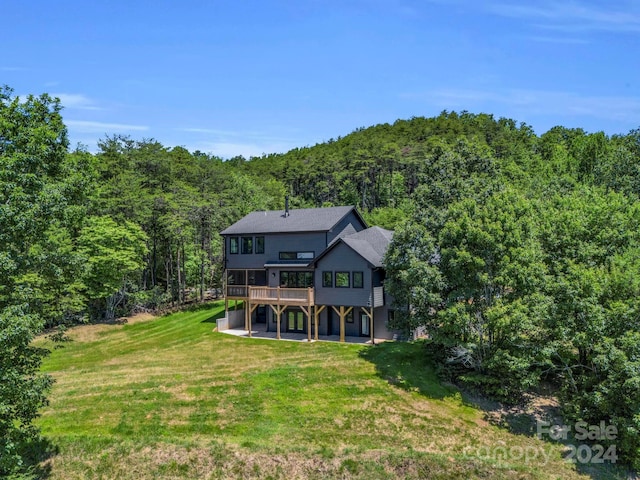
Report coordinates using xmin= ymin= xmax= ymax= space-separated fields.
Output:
xmin=286 ymin=310 xmax=305 ymax=332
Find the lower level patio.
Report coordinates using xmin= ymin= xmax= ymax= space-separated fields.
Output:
xmin=218 ymin=322 xmax=386 ymax=344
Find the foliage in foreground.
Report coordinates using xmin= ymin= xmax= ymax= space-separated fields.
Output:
xmin=386 ymin=184 xmax=640 ymax=468
xmin=0 ymin=86 xmax=70 ymax=477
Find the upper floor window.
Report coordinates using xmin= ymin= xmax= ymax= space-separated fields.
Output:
xmin=352 ymin=271 xmax=364 ymax=288
xmin=322 ymin=271 xmax=333 ymax=288
xmin=255 ymin=236 xmax=265 ymax=254
xmin=229 ymin=237 xmax=239 ymax=254
xmin=279 ymin=251 xmax=314 ymax=260
xmin=335 ymin=271 xmax=350 ymax=288
xmin=241 ymin=236 xmax=253 ymax=254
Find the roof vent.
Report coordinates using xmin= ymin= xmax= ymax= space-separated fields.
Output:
xmin=285 ymin=195 xmax=290 ymax=217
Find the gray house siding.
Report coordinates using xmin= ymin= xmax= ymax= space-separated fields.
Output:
xmin=223 ymin=207 xmax=367 ymax=271
xmin=318 ymin=305 xmax=395 ymax=339
xmin=225 ymin=231 xmax=327 ymax=271
xmin=314 ymin=242 xmax=373 ymax=307
xmin=220 ymin=205 xmax=398 ymax=341
xmin=373 ymin=305 xmax=395 ymax=339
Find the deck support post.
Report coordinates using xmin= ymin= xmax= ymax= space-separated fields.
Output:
xmin=370 ymin=308 xmax=374 ymax=345
xmin=248 ymin=301 xmax=260 ymax=339
xmin=332 ymin=306 xmax=353 ymax=343
xmin=268 ymin=304 xmax=286 ymax=340
xmin=223 ymin=269 xmax=228 ymax=316
xmin=314 ymin=305 xmax=326 ymax=341
xmin=361 ymin=307 xmax=374 ymax=345
xmin=300 ymin=305 xmax=312 ymax=342
xmin=277 ymin=307 xmax=281 ymax=340
xmin=246 ymin=299 xmax=252 ymax=338
xmin=308 ymin=288 xmax=313 ymax=342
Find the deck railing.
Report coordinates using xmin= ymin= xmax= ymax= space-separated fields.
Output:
xmin=225 ymin=285 xmax=315 ymax=305
xmin=249 ymin=286 xmax=314 ymax=305
xmin=226 ymin=285 xmax=248 ymax=298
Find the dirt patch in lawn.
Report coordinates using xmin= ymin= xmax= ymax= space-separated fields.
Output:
xmin=68 ymin=312 xmax=157 ymax=343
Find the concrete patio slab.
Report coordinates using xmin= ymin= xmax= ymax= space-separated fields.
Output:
xmin=218 ymin=323 xmax=385 ymax=344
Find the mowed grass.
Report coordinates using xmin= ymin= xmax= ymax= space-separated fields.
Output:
xmin=35 ymin=302 xmax=616 ymax=479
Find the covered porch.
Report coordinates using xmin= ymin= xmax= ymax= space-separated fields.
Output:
xmin=223 ymin=290 xmax=378 ymax=344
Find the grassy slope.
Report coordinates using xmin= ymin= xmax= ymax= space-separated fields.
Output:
xmin=35 ymin=302 xmax=616 ymax=479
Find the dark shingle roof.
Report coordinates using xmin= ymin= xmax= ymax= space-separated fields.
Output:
xmin=220 ymin=206 xmax=360 ymax=235
xmin=342 ymin=226 xmax=394 ymax=267
xmin=328 ymin=223 xmax=358 ymax=245
xmin=314 ymin=226 xmax=394 ymax=268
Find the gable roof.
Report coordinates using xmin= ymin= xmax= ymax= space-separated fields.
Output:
xmin=314 ymin=226 xmax=394 ymax=268
xmin=328 ymin=222 xmax=358 ymax=245
xmin=220 ymin=205 xmax=365 ymax=235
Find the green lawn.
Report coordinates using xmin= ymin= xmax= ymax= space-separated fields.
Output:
xmin=34 ymin=302 xmax=621 ymax=479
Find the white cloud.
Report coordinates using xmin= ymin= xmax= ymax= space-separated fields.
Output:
xmin=175 ymin=126 xmax=302 ymax=157
xmin=52 ymin=93 xmax=102 ymax=111
xmin=66 ymin=120 xmax=149 ymax=133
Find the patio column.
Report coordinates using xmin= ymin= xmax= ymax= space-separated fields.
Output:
xmin=314 ymin=305 xmax=326 ymax=341
xmin=269 ymin=304 xmax=286 ymax=340
xmin=301 ymin=305 xmax=311 ymax=342
xmin=361 ymin=307 xmax=374 ymax=345
xmin=370 ymin=308 xmax=374 ymax=345
xmin=249 ymin=302 xmax=260 ymax=338
xmin=276 ymin=307 xmax=281 ymax=340
xmin=331 ymin=306 xmax=353 ymax=343
xmin=307 ymin=288 xmax=313 ymax=342
xmin=247 ymin=297 xmax=252 ymax=338
xmin=223 ymin=269 xmax=228 ymax=316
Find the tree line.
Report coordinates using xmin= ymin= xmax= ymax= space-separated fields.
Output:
xmin=3 ymin=84 xmax=640 ymax=474
xmin=240 ymin=111 xmax=640 ymax=469
xmin=0 ymin=86 xmax=288 ymax=476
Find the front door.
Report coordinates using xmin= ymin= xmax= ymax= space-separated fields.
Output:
xmin=360 ymin=312 xmax=370 ymax=337
xmin=286 ymin=310 xmax=305 ymax=333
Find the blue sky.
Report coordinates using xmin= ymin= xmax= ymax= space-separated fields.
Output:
xmin=3 ymin=1 xmax=639 ymax=158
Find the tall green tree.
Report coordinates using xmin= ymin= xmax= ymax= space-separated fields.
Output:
xmin=79 ymin=216 xmax=148 ymax=319
xmin=386 ymin=190 xmax=550 ymax=401
xmin=0 ymin=86 xmax=68 ymax=476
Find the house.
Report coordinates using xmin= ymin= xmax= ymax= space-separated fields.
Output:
xmin=219 ymin=203 xmax=397 ymax=342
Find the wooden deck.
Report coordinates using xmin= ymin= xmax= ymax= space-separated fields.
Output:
xmin=226 ymin=286 xmax=314 ymax=306
xmin=224 ymin=285 xmax=376 ymax=344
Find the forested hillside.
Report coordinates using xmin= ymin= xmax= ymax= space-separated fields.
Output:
xmin=3 ymin=85 xmax=640 ymax=474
